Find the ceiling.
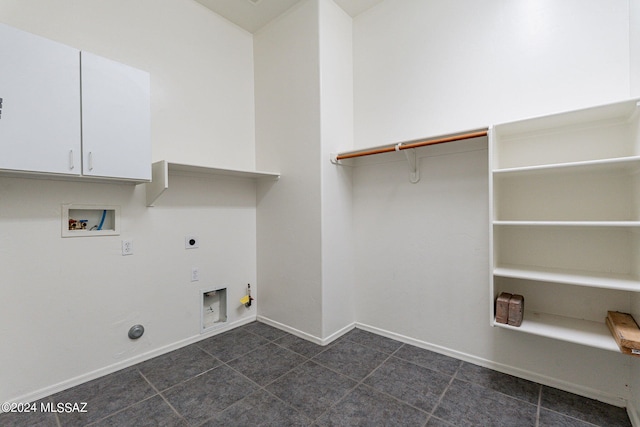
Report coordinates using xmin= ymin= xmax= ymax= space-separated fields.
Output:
xmin=195 ymin=0 xmax=384 ymax=33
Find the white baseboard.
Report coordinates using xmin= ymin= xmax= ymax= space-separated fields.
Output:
xmin=257 ymin=315 xmax=355 ymax=346
xmin=5 ymin=316 xmax=256 ymax=407
xmin=629 ymin=402 xmax=640 ymax=427
xmin=256 ymin=316 xmax=324 ymax=344
xmin=355 ymin=322 xmax=628 ymax=408
xmin=323 ymin=322 xmax=357 ymax=345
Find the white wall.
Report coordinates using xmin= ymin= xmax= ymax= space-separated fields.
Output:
xmin=631 ymin=0 xmax=640 ymax=97
xmin=0 ymin=0 xmax=259 ymax=403
xmin=353 ymin=0 xmax=631 ymax=149
xmin=255 ymin=0 xmax=355 ymax=341
xmin=351 ymin=0 xmax=633 ymax=404
xmin=319 ymin=0 xmax=355 ymax=338
xmin=255 ymin=0 xmax=324 ymax=338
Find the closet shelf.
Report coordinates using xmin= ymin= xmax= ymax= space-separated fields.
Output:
xmin=492 ymin=155 xmax=640 ymax=176
xmin=492 ymin=98 xmax=640 ymax=139
xmin=493 ymin=311 xmax=619 ymax=352
xmin=145 ymin=160 xmax=280 ymax=206
xmin=493 ymin=221 xmax=640 ymax=227
xmin=494 ymin=265 xmax=640 ymax=292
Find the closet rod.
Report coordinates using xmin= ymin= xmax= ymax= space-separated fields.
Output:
xmin=335 ymin=129 xmax=488 ymax=161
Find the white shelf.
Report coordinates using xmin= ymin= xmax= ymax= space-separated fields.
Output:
xmin=145 ymin=160 xmax=280 ymax=206
xmin=492 ymin=98 xmax=640 ymax=170
xmin=493 ymin=311 xmax=619 ymax=352
xmin=493 ymin=221 xmax=640 ymax=227
xmin=493 ymin=155 xmax=640 ymax=176
xmin=494 ymin=264 xmax=640 ymax=292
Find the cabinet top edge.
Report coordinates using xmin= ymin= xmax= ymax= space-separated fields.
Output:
xmin=491 ymin=97 xmax=640 ymax=137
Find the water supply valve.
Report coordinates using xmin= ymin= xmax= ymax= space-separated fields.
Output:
xmin=240 ymin=283 xmax=253 ymax=308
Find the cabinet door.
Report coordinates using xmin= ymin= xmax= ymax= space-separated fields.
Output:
xmin=81 ymin=51 xmax=150 ymax=181
xmin=0 ymin=24 xmax=81 ymax=175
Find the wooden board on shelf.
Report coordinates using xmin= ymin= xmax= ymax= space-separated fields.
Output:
xmin=605 ymin=317 xmax=640 ymax=356
xmin=606 ymin=311 xmax=640 ymax=350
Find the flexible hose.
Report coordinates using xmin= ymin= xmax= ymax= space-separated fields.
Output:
xmin=97 ymin=209 xmax=107 ymax=231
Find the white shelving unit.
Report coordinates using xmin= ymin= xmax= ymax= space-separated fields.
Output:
xmin=145 ymin=160 xmax=280 ymax=206
xmin=489 ymin=98 xmax=640 ymax=352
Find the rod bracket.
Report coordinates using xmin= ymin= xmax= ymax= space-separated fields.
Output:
xmin=403 ymin=148 xmax=419 ymax=183
xmin=330 ymin=152 xmax=342 ymax=165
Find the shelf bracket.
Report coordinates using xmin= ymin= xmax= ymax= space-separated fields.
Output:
xmin=396 ymin=143 xmax=419 ymax=183
xmin=145 ymin=160 xmax=169 ymax=207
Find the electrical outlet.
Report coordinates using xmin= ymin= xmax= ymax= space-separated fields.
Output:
xmin=191 ymin=267 xmax=200 ymax=282
xmin=185 ymin=236 xmax=199 ymax=249
xmin=122 ymin=239 xmax=133 ymax=256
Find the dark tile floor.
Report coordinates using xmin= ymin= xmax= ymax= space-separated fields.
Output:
xmin=1 ymin=322 xmax=632 ymax=426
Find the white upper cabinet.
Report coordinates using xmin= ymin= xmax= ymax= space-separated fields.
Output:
xmin=0 ymin=23 xmax=150 ymax=182
xmin=81 ymin=52 xmax=150 ymax=181
xmin=0 ymin=23 xmax=81 ymax=175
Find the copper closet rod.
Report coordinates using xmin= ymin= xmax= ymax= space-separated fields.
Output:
xmin=335 ymin=129 xmax=488 ymax=161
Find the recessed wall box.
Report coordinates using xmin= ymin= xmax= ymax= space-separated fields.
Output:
xmin=201 ymin=287 xmax=227 ymax=332
xmin=62 ymin=204 xmax=120 ymax=237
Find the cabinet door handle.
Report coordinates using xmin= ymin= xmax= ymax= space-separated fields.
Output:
xmin=88 ymin=152 xmax=94 ymax=171
xmin=69 ymin=150 xmax=74 ymax=170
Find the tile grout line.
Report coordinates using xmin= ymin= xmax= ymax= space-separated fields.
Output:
xmin=450 ymin=367 xmax=543 ymax=408
xmin=49 ymin=395 xmax=62 ymax=427
xmin=426 ymin=359 xmax=463 ymax=423
xmin=58 ymin=368 xmax=162 ymax=427
xmin=137 ymin=369 xmax=188 ymax=425
xmin=537 ymin=386 xmax=608 ymax=427
xmin=225 ymin=326 xmax=327 ymax=422
xmin=255 ymin=361 xmax=318 ymax=426
xmin=535 ymin=385 xmax=542 ymax=427
xmin=196 ymin=326 xmax=319 ymax=426
xmin=307 ymin=353 xmax=395 ymax=423
xmin=309 ymin=342 xmax=440 ymax=424
xmin=255 ymin=331 xmax=354 ymax=424
xmin=83 ymin=392 xmax=161 ymax=426
xmin=304 ymin=331 xmax=464 ymax=424
xmin=539 ymin=406 xmax=605 ymax=427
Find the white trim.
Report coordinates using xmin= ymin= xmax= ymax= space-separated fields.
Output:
xmin=323 ymin=322 xmax=356 ymax=345
xmin=629 ymin=403 xmax=640 ymax=427
xmin=256 ymin=315 xmax=322 ymax=344
xmin=256 ymin=315 xmax=356 ymax=346
xmin=5 ymin=316 xmax=256 ymax=406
